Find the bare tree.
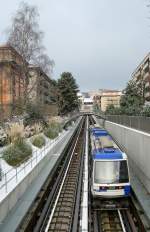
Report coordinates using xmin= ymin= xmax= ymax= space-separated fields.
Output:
xmin=6 ymin=1 xmax=54 ymax=106
xmin=35 ymin=53 xmax=55 ymax=75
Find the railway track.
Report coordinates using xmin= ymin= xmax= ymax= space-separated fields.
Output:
xmin=43 ymin=119 xmax=85 ymax=231
xmin=17 ymin=114 xmax=149 ymax=232
xmin=96 ymin=209 xmax=126 ymax=232
xmin=17 ymin=116 xmax=86 ymax=232
xmin=90 ymin=201 xmax=147 ymax=232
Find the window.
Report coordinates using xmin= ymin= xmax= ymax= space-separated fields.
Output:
xmin=94 ymin=160 xmax=129 ymax=184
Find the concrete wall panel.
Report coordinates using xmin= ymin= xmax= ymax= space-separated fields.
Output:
xmin=99 ymin=119 xmax=150 ymax=193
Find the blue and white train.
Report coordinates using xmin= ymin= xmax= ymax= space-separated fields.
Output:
xmin=90 ymin=126 xmax=131 ymax=198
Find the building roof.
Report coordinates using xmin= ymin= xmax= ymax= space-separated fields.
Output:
xmin=0 ymin=44 xmax=21 ymax=56
xmin=83 ymin=97 xmax=93 ymax=103
xmin=0 ymin=44 xmax=28 ymax=65
xmin=99 ymin=89 xmax=121 ymax=93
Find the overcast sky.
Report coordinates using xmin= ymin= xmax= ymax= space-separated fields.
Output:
xmin=0 ymin=0 xmax=150 ymax=91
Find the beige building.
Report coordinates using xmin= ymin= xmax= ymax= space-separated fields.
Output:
xmin=92 ymin=89 xmax=122 ymax=112
xmin=100 ymin=90 xmax=122 ymax=112
xmin=132 ymin=53 xmax=150 ymax=105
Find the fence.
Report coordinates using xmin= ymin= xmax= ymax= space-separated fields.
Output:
xmin=105 ymin=115 xmax=150 ymax=133
xmin=0 ymin=131 xmax=65 ymax=199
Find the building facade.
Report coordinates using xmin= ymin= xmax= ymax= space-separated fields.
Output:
xmin=132 ymin=53 xmax=150 ymax=105
xmin=0 ymin=45 xmax=58 ymax=120
xmin=100 ymin=91 xmax=122 ymax=112
xmin=0 ymin=45 xmax=25 ymax=119
xmin=92 ymin=89 xmax=122 ymax=112
xmin=29 ymin=66 xmax=58 ymax=115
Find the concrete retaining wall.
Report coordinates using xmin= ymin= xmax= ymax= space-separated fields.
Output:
xmin=98 ymin=118 xmax=150 ymax=193
xmin=0 ymin=152 xmax=50 ymax=223
xmin=0 ymin=119 xmax=80 ymax=224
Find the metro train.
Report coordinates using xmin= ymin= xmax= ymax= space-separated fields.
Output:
xmin=90 ymin=125 xmax=131 ymax=198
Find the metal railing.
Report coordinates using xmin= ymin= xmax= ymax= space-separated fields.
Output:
xmin=0 ymin=131 xmax=66 ymax=199
xmin=105 ymin=115 xmax=150 ymax=133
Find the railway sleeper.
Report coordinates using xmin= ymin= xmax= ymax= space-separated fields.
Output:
xmin=57 ymin=202 xmax=74 ymax=208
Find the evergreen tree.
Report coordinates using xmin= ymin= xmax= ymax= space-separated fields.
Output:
xmin=120 ymin=80 xmax=143 ymax=115
xmin=57 ymin=72 xmax=79 ymax=115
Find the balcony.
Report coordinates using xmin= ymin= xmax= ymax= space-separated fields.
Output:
xmin=143 ymin=72 xmax=149 ymax=80
xmin=135 ymin=70 xmax=141 ymax=79
xmin=145 ymin=92 xmax=150 ymax=98
xmin=145 ymin=81 xmax=150 ymax=88
xmin=143 ymin=61 xmax=149 ymax=71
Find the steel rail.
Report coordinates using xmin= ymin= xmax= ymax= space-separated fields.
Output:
xmin=79 ymin=115 xmax=89 ymax=232
xmin=38 ymin=116 xmax=86 ymax=231
xmin=71 ymin=120 xmax=86 ymax=231
xmin=44 ymin=123 xmax=83 ymax=232
xmin=118 ymin=209 xmax=127 ymax=232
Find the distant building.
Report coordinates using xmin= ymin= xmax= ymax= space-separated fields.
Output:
xmin=81 ymin=97 xmax=93 ymax=112
xmin=0 ymin=45 xmax=58 ymax=120
xmin=77 ymin=92 xmax=84 ymax=105
xmin=132 ymin=53 xmax=150 ymax=105
xmin=88 ymin=89 xmax=122 ymax=112
xmin=87 ymin=90 xmax=99 ymax=99
xmin=99 ymin=90 xmax=122 ymax=112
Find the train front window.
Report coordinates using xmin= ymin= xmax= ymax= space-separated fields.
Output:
xmin=94 ymin=160 xmax=129 ymax=184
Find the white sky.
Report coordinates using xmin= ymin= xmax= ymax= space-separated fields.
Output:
xmin=0 ymin=0 xmax=150 ymax=91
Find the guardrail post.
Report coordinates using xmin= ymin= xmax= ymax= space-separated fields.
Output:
xmin=31 ymin=157 xmax=32 ymax=168
xmin=138 ymin=117 xmax=141 ymax=130
xmin=36 ymin=150 xmax=38 ymax=163
xmin=16 ymin=168 xmax=18 ymax=182
xmin=5 ymin=173 xmax=7 ymax=193
xmin=44 ymin=144 xmax=45 ymax=156
xmin=129 ymin=117 xmax=131 ymax=127
xmin=24 ymin=162 xmax=26 ymax=174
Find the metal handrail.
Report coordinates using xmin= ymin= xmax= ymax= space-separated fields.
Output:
xmin=0 ymin=131 xmax=66 ymax=196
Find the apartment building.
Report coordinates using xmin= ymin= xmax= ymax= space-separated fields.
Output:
xmin=0 ymin=45 xmax=58 ymax=120
xmin=100 ymin=90 xmax=122 ymax=112
xmin=92 ymin=89 xmax=122 ymax=112
xmin=132 ymin=53 xmax=150 ymax=105
xmin=29 ymin=66 xmax=58 ymax=115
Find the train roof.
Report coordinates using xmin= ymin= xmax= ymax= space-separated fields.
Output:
xmin=93 ymin=148 xmax=127 ymax=160
xmin=90 ymin=128 xmax=108 ymax=136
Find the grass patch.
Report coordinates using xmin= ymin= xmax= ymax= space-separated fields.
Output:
xmin=32 ymin=135 xmax=45 ymax=148
xmin=3 ymin=140 xmax=32 ymax=167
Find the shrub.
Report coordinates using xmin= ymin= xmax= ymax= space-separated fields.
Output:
xmin=49 ymin=121 xmax=62 ymax=133
xmin=24 ymin=103 xmax=47 ymax=127
xmin=32 ymin=135 xmax=45 ymax=148
xmin=44 ymin=127 xmax=58 ymax=139
xmin=7 ymin=122 xmax=24 ymax=143
xmin=44 ymin=121 xmax=62 ymax=139
xmin=0 ymin=126 xmax=8 ymax=146
xmin=3 ymin=140 xmax=32 ymax=167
